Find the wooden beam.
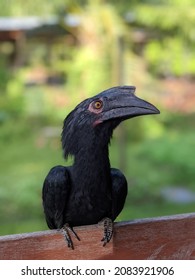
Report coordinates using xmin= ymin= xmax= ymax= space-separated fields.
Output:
xmin=0 ymin=213 xmax=195 ymax=260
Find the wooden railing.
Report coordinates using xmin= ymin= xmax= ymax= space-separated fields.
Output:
xmin=0 ymin=213 xmax=195 ymax=260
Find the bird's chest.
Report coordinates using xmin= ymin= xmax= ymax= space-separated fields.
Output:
xmin=65 ymin=183 xmax=112 ymax=226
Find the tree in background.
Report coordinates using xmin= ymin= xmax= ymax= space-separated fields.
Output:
xmin=129 ymin=0 xmax=195 ymax=78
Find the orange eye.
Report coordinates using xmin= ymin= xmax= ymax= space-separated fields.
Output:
xmin=92 ymin=100 xmax=103 ymax=110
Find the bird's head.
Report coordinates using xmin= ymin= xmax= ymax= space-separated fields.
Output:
xmin=62 ymin=86 xmax=160 ymax=158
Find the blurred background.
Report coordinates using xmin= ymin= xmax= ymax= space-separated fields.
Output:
xmin=0 ymin=0 xmax=195 ymax=236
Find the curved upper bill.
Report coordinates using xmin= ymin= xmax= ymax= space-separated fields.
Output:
xmin=100 ymin=92 xmax=160 ymax=122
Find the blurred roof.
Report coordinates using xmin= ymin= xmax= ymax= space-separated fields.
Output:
xmin=0 ymin=15 xmax=80 ymax=31
xmin=0 ymin=15 xmax=80 ymax=42
xmin=0 ymin=17 xmax=48 ymax=31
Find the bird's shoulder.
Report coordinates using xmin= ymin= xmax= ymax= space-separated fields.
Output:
xmin=44 ymin=165 xmax=70 ymax=185
xmin=42 ymin=165 xmax=71 ymax=201
xmin=111 ymin=168 xmax=127 ymax=189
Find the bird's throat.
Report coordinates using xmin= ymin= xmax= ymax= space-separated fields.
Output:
xmin=71 ymin=143 xmax=111 ymax=193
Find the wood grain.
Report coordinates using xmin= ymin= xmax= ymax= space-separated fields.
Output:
xmin=0 ymin=213 xmax=195 ymax=260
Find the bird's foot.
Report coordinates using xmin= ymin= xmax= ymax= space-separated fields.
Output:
xmin=100 ymin=217 xmax=113 ymax=247
xmin=61 ymin=223 xmax=80 ymax=250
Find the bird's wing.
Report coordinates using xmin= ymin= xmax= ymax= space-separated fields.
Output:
xmin=111 ymin=168 xmax=128 ymax=221
xmin=42 ymin=165 xmax=71 ymax=229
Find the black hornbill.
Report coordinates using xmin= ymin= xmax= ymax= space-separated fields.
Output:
xmin=42 ymin=86 xmax=160 ymax=249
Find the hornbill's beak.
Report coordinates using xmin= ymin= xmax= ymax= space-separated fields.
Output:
xmin=100 ymin=89 xmax=160 ymax=122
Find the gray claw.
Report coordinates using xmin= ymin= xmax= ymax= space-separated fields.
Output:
xmin=61 ymin=223 xmax=80 ymax=249
xmin=101 ymin=217 xmax=113 ymax=246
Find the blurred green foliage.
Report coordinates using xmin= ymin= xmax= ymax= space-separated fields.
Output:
xmin=0 ymin=0 xmax=195 ymax=235
xmin=0 ymin=64 xmax=25 ymax=122
xmin=133 ymin=2 xmax=195 ymax=77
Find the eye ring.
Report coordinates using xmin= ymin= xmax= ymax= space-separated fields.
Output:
xmin=92 ymin=100 xmax=103 ymax=110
